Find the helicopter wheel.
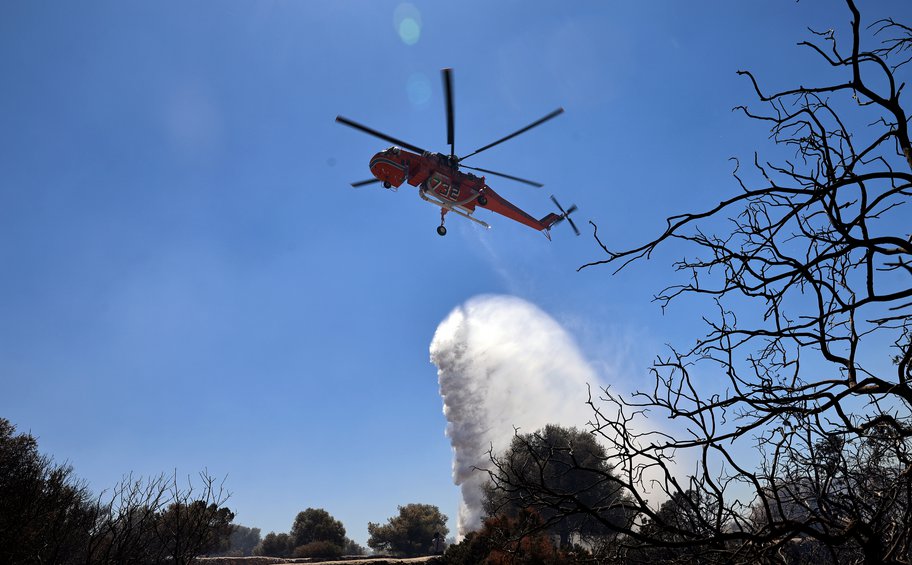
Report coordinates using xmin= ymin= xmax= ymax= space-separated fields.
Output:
xmin=436 ymin=225 xmax=447 ymax=236
xmin=383 ymin=181 xmax=392 ymax=188
xmin=477 ymin=195 xmax=488 ymax=206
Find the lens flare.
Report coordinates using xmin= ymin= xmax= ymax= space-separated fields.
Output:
xmin=407 ymin=73 xmax=431 ymax=106
xmin=393 ymin=3 xmax=422 ymax=45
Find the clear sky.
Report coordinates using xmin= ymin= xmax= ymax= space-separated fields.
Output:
xmin=2 ymin=0 xmax=910 ymax=547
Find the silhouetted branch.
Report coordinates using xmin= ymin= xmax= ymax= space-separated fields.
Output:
xmin=494 ymin=1 xmax=912 ymax=563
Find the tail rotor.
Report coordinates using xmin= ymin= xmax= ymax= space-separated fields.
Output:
xmin=550 ymin=195 xmax=580 ymax=236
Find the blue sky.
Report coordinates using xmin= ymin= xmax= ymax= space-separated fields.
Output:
xmin=2 ymin=0 xmax=910 ymax=546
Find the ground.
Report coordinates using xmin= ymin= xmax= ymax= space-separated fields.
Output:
xmin=199 ymin=556 xmax=442 ymax=565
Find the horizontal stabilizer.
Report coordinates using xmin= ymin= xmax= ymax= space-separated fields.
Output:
xmin=540 ymin=212 xmax=562 ymax=230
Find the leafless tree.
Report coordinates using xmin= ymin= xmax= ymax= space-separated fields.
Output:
xmin=83 ymin=471 xmax=233 ymax=564
xmin=0 ymin=417 xmax=234 ymax=564
xmin=485 ymin=1 xmax=911 ymax=563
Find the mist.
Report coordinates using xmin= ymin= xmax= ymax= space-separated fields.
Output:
xmin=429 ymin=294 xmax=601 ymax=536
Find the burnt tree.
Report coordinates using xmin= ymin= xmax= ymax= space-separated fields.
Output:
xmin=487 ymin=1 xmax=912 ymax=563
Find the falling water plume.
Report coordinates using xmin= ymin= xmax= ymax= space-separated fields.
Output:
xmin=429 ymin=295 xmax=599 ymax=536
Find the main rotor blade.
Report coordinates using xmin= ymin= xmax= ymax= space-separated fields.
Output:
xmin=460 ymin=107 xmax=564 ymax=161
xmin=460 ymin=165 xmax=544 ymax=187
xmin=351 ymin=178 xmax=381 ymax=188
xmin=335 ymin=116 xmax=427 ymax=155
xmin=442 ymin=68 xmax=455 ymax=158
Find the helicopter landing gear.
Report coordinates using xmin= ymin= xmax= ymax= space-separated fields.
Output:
xmin=477 ymin=194 xmax=488 ymax=206
xmin=383 ymin=181 xmax=392 ymax=189
xmin=437 ymin=209 xmax=448 ymax=236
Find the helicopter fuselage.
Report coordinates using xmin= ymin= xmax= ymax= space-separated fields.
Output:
xmin=368 ymin=146 xmax=558 ymax=233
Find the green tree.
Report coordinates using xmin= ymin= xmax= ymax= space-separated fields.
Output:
xmin=1 ymin=418 xmax=235 ymax=564
xmin=485 ymin=425 xmax=633 ymax=548
xmin=292 ymin=540 xmax=344 ymax=559
xmin=156 ymin=500 xmax=235 ymax=563
xmin=367 ymin=503 xmax=449 ymax=557
xmin=254 ymin=531 xmax=293 ymax=557
xmin=221 ymin=524 xmax=261 ymax=556
xmin=290 ymin=507 xmax=346 ymax=548
xmin=343 ymin=536 xmax=366 ymax=555
xmin=0 ymin=418 xmax=94 ymax=564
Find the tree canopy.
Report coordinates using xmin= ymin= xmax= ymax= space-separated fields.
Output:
xmin=220 ymin=524 xmax=261 ymax=557
xmin=290 ymin=507 xmax=346 ymax=548
xmin=254 ymin=507 xmax=353 ymax=559
xmin=367 ymin=503 xmax=449 ymax=557
xmin=485 ymin=425 xmax=632 ymax=548
xmin=0 ymin=417 xmax=235 ymax=565
xmin=254 ymin=531 xmax=293 ymax=558
xmin=0 ymin=418 xmax=93 ymax=564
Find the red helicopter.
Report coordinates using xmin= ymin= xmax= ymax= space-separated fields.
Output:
xmin=336 ymin=68 xmax=579 ymax=238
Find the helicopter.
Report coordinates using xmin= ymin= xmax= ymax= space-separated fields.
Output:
xmin=335 ymin=68 xmax=579 ymax=238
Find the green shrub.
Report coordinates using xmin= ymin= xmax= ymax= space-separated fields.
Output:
xmin=292 ymin=540 xmax=343 ymax=559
